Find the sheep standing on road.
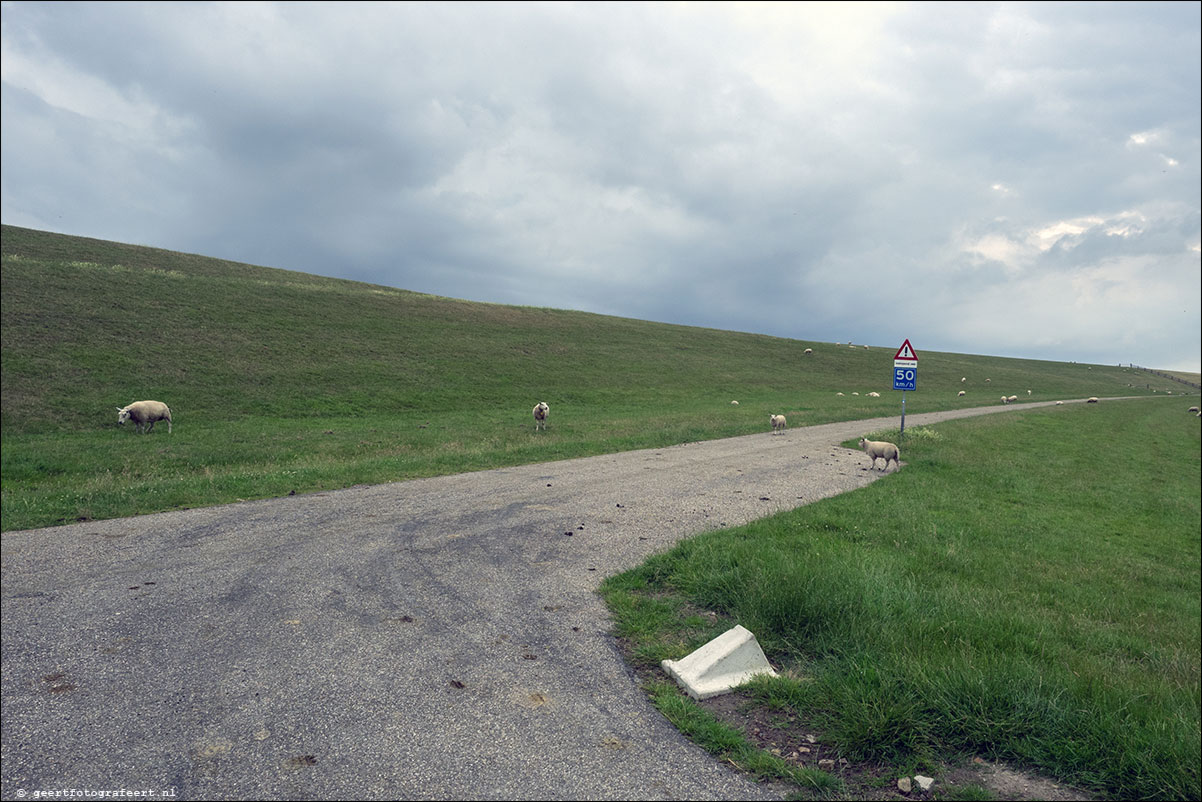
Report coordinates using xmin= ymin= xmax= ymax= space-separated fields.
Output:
xmin=533 ymin=402 xmax=550 ymax=431
xmin=116 ymin=400 xmax=172 ymax=434
xmin=770 ymin=414 xmax=787 ymax=434
xmin=858 ymin=436 xmax=899 ymax=472
xmin=1087 ymin=397 xmax=1099 ymax=404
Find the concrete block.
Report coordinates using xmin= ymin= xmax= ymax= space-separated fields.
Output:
xmin=661 ymin=624 xmax=778 ymax=700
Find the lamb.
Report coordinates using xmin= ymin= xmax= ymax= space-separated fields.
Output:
xmin=532 ymin=401 xmax=549 ymax=430
xmin=858 ymin=436 xmax=899 ymax=472
xmin=116 ymin=400 xmax=172 ymax=434
xmin=770 ymin=414 xmax=787 ymax=434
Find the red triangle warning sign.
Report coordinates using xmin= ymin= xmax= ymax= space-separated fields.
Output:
xmin=894 ymin=339 xmax=918 ymax=361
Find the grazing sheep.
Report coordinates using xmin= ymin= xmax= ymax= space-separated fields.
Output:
xmin=1189 ymin=406 xmax=1200 ymax=414
xmin=852 ymin=391 xmax=860 ymax=396
xmin=1087 ymin=397 xmax=1099 ymax=403
xmin=961 ymin=377 xmax=967 ymax=383
xmin=1027 ymin=390 xmax=1032 ymax=396
xmin=867 ymin=391 xmax=880 ymax=397
xmin=731 ymin=400 xmax=739 ymax=405
xmin=858 ymin=436 xmax=900 ymax=472
xmin=958 ymin=390 xmax=966 ymax=397
xmin=1001 ymin=396 xmax=1009 ymax=404
xmin=985 ymin=378 xmax=991 ymax=383
xmin=836 ymin=392 xmax=844 ymax=396
xmin=1056 ymin=401 xmax=1064 ymax=405
xmin=116 ymin=400 xmax=172 ymax=434
xmin=1008 ymin=395 xmax=1019 ymax=403
xmin=533 ymin=401 xmax=549 ymax=430
xmin=770 ymin=414 xmax=787 ymax=434
xmin=804 ymin=348 xmax=813 ymax=355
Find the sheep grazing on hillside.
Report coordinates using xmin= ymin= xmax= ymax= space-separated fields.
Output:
xmin=1086 ymin=397 xmax=1099 ymax=403
xmin=867 ymin=391 xmax=881 ymax=397
xmin=1001 ymin=396 xmax=1009 ymax=404
xmin=731 ymin=400 xmax=739 ymax=405
xmin=985 ymin=378 xmax=991 ymax=383
xmin=858 ymin=436 xmax=899 ymax=472
xmin=836 ymin=392 xmax=844 ymax=396
xmin=958 ymin=390 xmax=966 ymax=397
xmin=1027 ymin=390 xmax=1032 ymax=396
xmin=116 ymin=400 xmax=172 ymax=434
xmin=532 ymin=401 xmax=550 ymax=430
xmin=1008 ymin=395 xmax=1019 ymax=403
xmin=961 ymin=377 xmax=967 ymax=383
xmin=804 ymin=348 xmax=813 ymax=355
xmin=770 ymin=414 xmax=787 ymax=434
xmin=1189 ymin=406 xmax=1200 ymax=414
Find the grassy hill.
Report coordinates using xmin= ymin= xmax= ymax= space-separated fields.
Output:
xmin=0 ymin=223 xmax=1183 ymax=530
xmin=3 ymin=225 xmax=1198 ymax=798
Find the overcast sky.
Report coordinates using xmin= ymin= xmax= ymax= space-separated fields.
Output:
xmin=3 ymin=2 xmax=1199 ymax=371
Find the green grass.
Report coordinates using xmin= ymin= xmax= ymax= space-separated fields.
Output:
xmin=1 ymin=224 xmax=1181 ymax=531
xmin=601 ymin=400 xmax=1201 ymax=800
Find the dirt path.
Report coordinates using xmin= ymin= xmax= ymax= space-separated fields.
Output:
xmin=1 ymin=399 xmax=1109 ymax=800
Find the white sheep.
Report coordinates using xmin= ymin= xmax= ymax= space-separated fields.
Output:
xmin=731 ymin=400 xmax=739 ymax=405
xmin=533 ymin=401 xmax=549 ymax=430
xmin=958 ymin=390 xmax=966 ymax=397
xmin=116 ymin=400 xmax=172 ymax=434
xmin=1008 ymin=395 xmax=1019 ymax=403
xmin=961 ymin=377 xmax=967 ymax=383
xmin=858 ymin=436 xmax=899 ymax=472
xmin=1001 ymin=396 xmax=1009 ymax=404
xmin=770 ymin=414 xmax=787 ymax=434
xmin=1056 ymin=401 xmax=1064 ymax=405
xmin=836 ymin=392 xmax=844 ymax=396
xmin=1087 ymin=397 xmax=1099 ymax=403
xmin=1189 ymin=406 xmax=1200 ymax=414
xmin=867 ymin=391 xmax=880 ymax=397
xmin=804 ymin=348 xmax=813 ymax=355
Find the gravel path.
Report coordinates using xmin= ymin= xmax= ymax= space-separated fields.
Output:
xmin=1 ymin=400 xmax=1095 ymax=800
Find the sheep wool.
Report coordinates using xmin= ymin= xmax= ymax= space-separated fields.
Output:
xmin=116 ymin=400 xmax=172 ymax=434
xmin=533 ymin=402 xmax=550 ymax=431
xmin=770 ymin=414 xmax=787 ymax=434
xmin=858 ymin=436 xmax=899 ymax=472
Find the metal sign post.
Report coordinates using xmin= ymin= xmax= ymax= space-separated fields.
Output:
xmin=893 ymin=339 xmax=918 ymax=444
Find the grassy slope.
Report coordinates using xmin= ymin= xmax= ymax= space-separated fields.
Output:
xmin=0 ymin=223 xmax=1185 ymax=533
xmin=603 ymin=401 xmax=1201 ymax=799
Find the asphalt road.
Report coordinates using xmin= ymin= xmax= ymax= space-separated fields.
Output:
xmin=1 ymin=401 xmax=1089 ymax=801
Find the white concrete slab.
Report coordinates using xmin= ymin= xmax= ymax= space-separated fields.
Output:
xmin=661 ymin=624 xmax=778 ymax=700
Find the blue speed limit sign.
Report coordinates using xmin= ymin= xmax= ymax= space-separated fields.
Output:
xmin=893 ymin=366 xmax=916 ymax=391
